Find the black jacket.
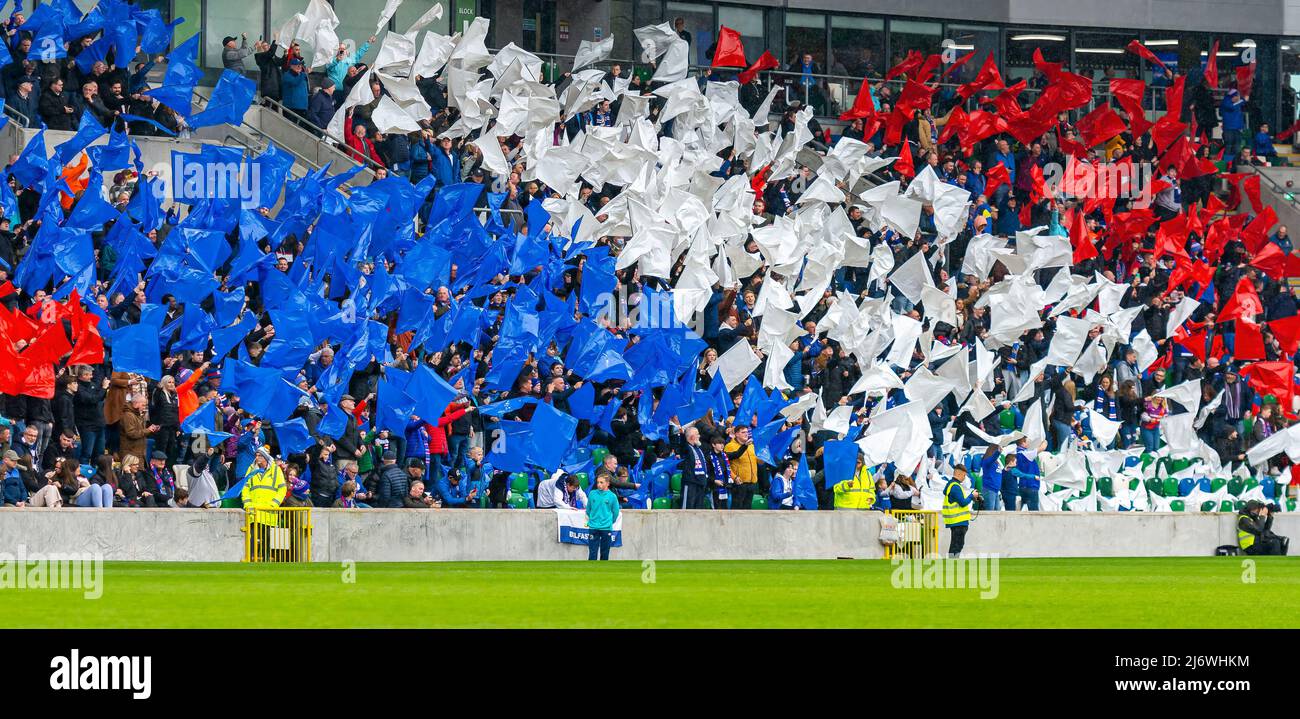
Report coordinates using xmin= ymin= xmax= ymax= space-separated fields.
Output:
xmin=52 ymin=391 xmax=76 ymax=438
xmin=375 ymin=463 xmax=410 ymax=508
xmin=150 ymin=386 xmax=179 ymax=429
xmin=307 ymin=449 xmax=340 ymax=504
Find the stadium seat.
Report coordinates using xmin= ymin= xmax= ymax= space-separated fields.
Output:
xmin=1219 ymin=501 xmax=1235 ymax=512
xmin=1289 ymin=499 xmax=1297 ymax=513
xmin=1235 ymin=500 xmax=1247 ymax=512
xmin=1210 ymin=478 xmax=1227 ymax=493
xmin=1244 ymin=477 xmax=1260 ymax=491
xmin=670 ymin=472 xmax=682 ymax=493
xmin=574 ymin=472 xmax=589 ymax=490
xmin=1177 ymin=478 xmax=1195 ymax=497
xmin=1226 ymin=478 xmax=1245 ymax=497
xmin=1169 ymin=458 xmax=1193 ymax=474
xmin=509 ymin=473 xmax=529 ymax=493
xmin=1145 ymin=478 xmax=1163 ymax=496
xmin=651 ymin=497 xmax=672 ymax=510
xmin=1140 ymin=453 xmax=1155 ymax=470
xmin=507 ymin=493 xmax=530 ymax=509
xmin=1196 ymin=478 xmax=1212 ymax=493
xmin=751 ymin=496 xmax=768 ymax=510
xmin=670 ymin=492 xmax=682 ymax=509
xmin=1261 ymin=478 xmax=1275 ymax=499
xmin=1097 ymin=477 xmax=1114 ymax=497
xmin=1162 ymin=478 xmax=1179 ymax=497
xmin=1169 ymin=500 xmax=1185 ymax=512
xmin=1199 ymin=501 xmax=1216 ymax=512
xmin=591 ymin=447 xmax=609 ymax=466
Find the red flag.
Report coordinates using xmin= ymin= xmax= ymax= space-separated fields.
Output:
xmin=737 ymin=49 xmax=778 ymax=84
xmin=1150 ymin=114 xmax=1187 ymax=153
xmin=884 ymin=50 xmax=923 ymax=82
xmin=894 ymin=140 xmax=915 ymax=179
xmin=838 ymin=77 xmax=877 ymax=121
xmin=957 ymin=51 xmax=1003 ymax=99
xmin=940 ymin=49 xmax=977 ymax=80
xmin=937 ymin=105 xmax=967 ymax=146
xmin=1276 ymin=118 xmax=1300 ymax=142
xmin=1069 ymin=208 xmax=1098 ymax=263
xmin=983 ymin=162 xmax=1010 ymax=198
xmin=711 ymin=26 xmax=747 ymax=68
xmin=1250 ymin=242 xmax=1289 ymax=280
xmin=1164 ymin=76 xmax=1186 ymax=121
xmin=1218 ymin=276 xmax=1264 ymax=323
xmin=1236 ymin=63 xmax=1256 ymax=99
xmin=1241 ymin=361 xmax=1297 ymax=410
xmin=1109 ymin=77 xmax=1153 ymax=139
xmin=1126 ymin=39 xmax=1169 ymax=71
xmin=1076 ymin=104 xmax=1128 ymax=148
xmin=1204 ymin=40 xmax=1220 ymax=88
xmin=1235 ymin=320 xmax=1267 ymax=360
xmin=1269 ymin=315 xmax=1300 ymax=356
xmin=1241 ymin=174 xmax=1263 ymax=214
xmin=1240 ymin=206 xmax=1278 ymax=254
xmin=1175 ymin=326 xmax=1209 ymax=362
xmin=67 ymin=325 xmax=105 ymax=366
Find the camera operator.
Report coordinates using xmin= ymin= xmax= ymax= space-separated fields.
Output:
xmin=1237 ymin=501 xmax=1290 ymax=555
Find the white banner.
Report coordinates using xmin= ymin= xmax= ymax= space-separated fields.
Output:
xmin=555 ymin=508 xmax=623 ymax=547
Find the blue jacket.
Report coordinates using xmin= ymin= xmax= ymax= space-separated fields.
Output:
xmin=308 ymin=88 xmax=336 ymax=129
xmin=989 ymin=149 xmax=1016 ymax=184
xmin=586 ymin=488 xmax=620 ymax=530
xmin=3 ymin=469 xmax=27 ymax=505
xmin=1255 ymin=131 xmax=1277 ymax=158
xmin=281 ymin=69 xmax=309 ymax=110
xmin=1220 ymin=92 xmax=1245 ymax=131
xmin=1012 ymin=452 xmax=1041 ymax=492
xmin=979 ymin=453 xmax=1002 ymax=493
xmin=768 ymin=473 xmax=794 ymax=508
xmin=434 ymin=477 xmax=474 ymax=507
xmin=432 ymin=148 xmax=459 ymax=187
xmin=326 ymin=42 xmax=370 ymax=89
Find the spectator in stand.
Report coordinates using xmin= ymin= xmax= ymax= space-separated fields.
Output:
xmin=326 ymin=37 xmax=375 ymax=91
xmin=344 ymin=110 xmax=385 ymax=167
xmin=280 ymin=58 xmax=310 ymax=126
xmin=308 ymin=78 xmax=337 ymax=130
xmin=221 ymin=34 xmax=252 ymax=75
xmin=254 ymin=37 xmax=283 ymax=103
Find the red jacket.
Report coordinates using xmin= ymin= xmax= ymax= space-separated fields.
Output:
xmin=344 ymin=113 xmax=385 ymax=167
xmin=426 ymin=405 xmax=468 ymax=456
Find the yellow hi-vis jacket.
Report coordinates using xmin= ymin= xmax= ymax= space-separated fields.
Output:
xmin=833 ymin=466 xmax=875 ymax=509
xmin=1237 ymin=513 xmax=1258 ymax=551
xmin=942 ymin=480 xmax=973 ymax=527
xmin=242 ymin=462 xmax=287 ymax=526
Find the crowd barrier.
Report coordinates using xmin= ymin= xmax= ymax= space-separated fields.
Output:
xmin=3 ymin=509 xmax=1298 ymax=562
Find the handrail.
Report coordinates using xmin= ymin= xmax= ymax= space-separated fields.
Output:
xmin=3 ymin=102 xmax=31 ymax=129
xmin=258 ymin=95 xmax=386 ymax=176
xmin=191 ymin=88 xmax=370 ymax=191
xmin=1245 ymin=164 xmax=1300 ymax=214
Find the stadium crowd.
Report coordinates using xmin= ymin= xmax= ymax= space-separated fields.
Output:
xmin=0 ymin=2 xmax=1297 ymax=516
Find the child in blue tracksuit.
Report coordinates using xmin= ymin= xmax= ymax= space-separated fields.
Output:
xmin=1011 ymin=443 xmax=1041 ymax=511
xmin=585 ymin=475 xmax=621 ymax=560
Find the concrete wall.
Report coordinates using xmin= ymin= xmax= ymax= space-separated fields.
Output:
xmin=2 ymin=509 xmax=1297 ymax=562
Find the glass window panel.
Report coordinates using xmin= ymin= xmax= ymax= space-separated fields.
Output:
xmin=784 ymin=11 xmax=825 ymax=67
xmin=173 ymin=0 xmax=202 ymax=48
xmin=1074 ymin=32 xmax=1137 ymax=84
xmin=944 ymin=24 xmax=998 ymax=85
xmin=334 ymin=0 xmax=390 ymax=59
xmin=394 ymin=0 xmax=451 ymax=36
xmin=1005 ymin=28 xmax=1069 ymax=88
xmin=204 ymin=0 xmax=263 ymax=69
xmin=889 ymin=19 xmax=941 ymax=61
xmin=666 ymin=1 xmax=714 ymax=67
xmin=830 ymin=15 xmax=883 ymax=78
xmin=718 ymin=5 xmax=764 ymax=63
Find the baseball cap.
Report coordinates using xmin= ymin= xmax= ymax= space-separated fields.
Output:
xmin=222 ymin=36 xmax=237 ymax=45
xmin=2 ymin=450 xmax=17 ymax=461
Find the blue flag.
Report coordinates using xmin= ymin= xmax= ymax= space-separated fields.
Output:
xmin=111 ymin=323 xmax=162 ymax=379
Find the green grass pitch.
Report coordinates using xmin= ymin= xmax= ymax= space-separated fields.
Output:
xmin=5 ymin=558 xmax=1297 ymax=628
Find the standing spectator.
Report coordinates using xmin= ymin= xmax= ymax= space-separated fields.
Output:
xmin=254 ymin=37 xmax=283 ymax=102
xmin=677 ymin=426 xmax=710 ymax=509
xmin=280 ymin=58 xmax=310 ymax=126
xmin=222 ymin=34 xmax=252 ymax=75
xmin=585 ymin=473 xmax=621 ymax=561
xmin=724 ymin=425 xmax=758 ymax=510
xmin=308 ymin=78 xmax=336 ymax=130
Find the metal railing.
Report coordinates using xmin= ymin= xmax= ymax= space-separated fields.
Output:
xmin=881 ymin=509 xmax=941 ymax=560
xmin=257 ymin=95 xmax=386 ymax=176
xmin=3 ymin=102 xmax=31 ymax=129
xmin=243 ymin=506 xmax=313 ymax=562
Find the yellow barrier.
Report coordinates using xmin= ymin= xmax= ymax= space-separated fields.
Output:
xmin=242 ymin=507 xmax=313 ymax=562
xmin=882 ymin=510 xmax=940 ymax=560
